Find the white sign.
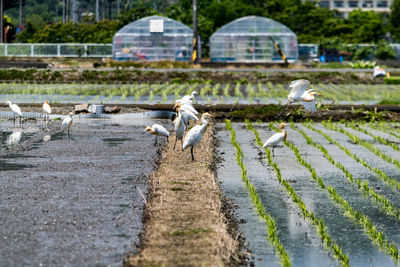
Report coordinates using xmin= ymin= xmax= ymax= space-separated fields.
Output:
xmin=150 ymin=20 xmax=164 ymax=33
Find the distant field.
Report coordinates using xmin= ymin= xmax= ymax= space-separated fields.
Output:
xmin=1 ymin=82 xmax=399 ymax=105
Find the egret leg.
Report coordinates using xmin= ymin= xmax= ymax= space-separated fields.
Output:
xmin=191 ymin=146 xmax=195 ymax=161
xmin=13 ymin=114 xmax=15 ymax=125
xmin=272 ymin=147 xmax=275 ymax=157
xmin=167 ymin=136 xmax=169 ymax=142
xmin=181 ymin=140 xmax=184 ymax=151
xmin=19 ymin=115 xmax=22 ymax=125
xmin=68 ymin=129 xmax=70 ymax=138
xmin=154 ymin=136 xmax=158 ymax=146
xmin=173 ymin=137 xmax=177 ymax=149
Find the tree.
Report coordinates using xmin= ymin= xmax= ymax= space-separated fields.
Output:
xmin=390 ymin=0 xmax=400 ymax=41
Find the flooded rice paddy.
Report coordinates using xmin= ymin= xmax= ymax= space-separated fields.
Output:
xmin=217 ymin=121 xmax=400 ymax=266
xmin=0 ymin=118 xmax=170 ymax=266
xmin=2 ymin=115 xmax=400 ymax=266
xmin=1 ymin=83 xmax=399 ymax=105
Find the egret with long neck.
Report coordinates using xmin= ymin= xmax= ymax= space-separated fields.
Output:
xmin=262 ymin=122 xmax=289 ymax=156
xmin=182 ymin=112 xmax=214 ymax=161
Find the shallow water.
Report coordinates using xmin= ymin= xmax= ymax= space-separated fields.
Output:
xmin=217 ymin=122 xmax=399 ymax=266
xmin=0 ymin=119 xmax=171 ymax=266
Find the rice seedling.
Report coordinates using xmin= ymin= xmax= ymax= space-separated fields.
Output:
xmin=294 ymin=123 xmax=400 ymax=219
xmin=322 ymin=121 xmax=400 ymax=184
xmin=368 ymin=122 xmax=400 ymax=140
xmin=234 ymin=82 xmax=244 ymax=98
xmin=347 ymin=122 xmax=400 ymax=152
xmin=305 ymin=122 xmax=400 ymax=195
xmin=269 ymin=122 xmax=399 ymax=262
xmin=226 ymin=120 xmax=291 ymax=267
xmin=246 ymin=121 xmax=349 ymax=266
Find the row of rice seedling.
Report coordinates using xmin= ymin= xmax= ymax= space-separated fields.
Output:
xmin=269 ymin=122 xmax=399 ymax=261
xmin=246 ymin=121 xmax=349 ymax=266
xmin=225 ymin=120 xmax=291 ymax=267
xmin=347 ymin=122 xmax=400 ymax=152
xmin=322 ymin=121 xmax=400 ymax=188
xmin=304 ymin=122 xmax=400 ymax=198
xmin=367 ymin=122 xmax=400 ymax=140
xmin=293 ymin=123 xmax=400 ymax=219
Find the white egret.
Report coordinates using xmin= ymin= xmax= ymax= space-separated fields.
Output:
xmin=173 ymin=102 xmax=198 ymax=128
xmin=6 ymin=101 xmax=22 ymax=125
xmin=286 ymin=79 xmax=322 ymax=112
xmin=173 ymin=109 xmax=185 ymax=150
xmin=182 ymin=112 xmax=215 ymax=161
xmin=61 ymin=112 xmax=73 ymax=138
xmin=263 ymin=123 xmax=289 ymax=156
xmin=143 ymin=124 xmax=170 ymax=145
xmin=42 ymin=100 xmax=51 ymax=123
xmin=7 ymin=131 xmax=22 ymax=145
xmin=180 ymin=91 xmax=198 ymax=105
xmin=175 ymin=100 xmax=198 ymax=115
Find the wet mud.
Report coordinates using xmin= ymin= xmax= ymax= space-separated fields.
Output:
xmin=0 ymin=118 xmax=170 ymax=266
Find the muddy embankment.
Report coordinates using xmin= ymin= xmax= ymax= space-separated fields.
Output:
xmin=126 ymin=126 xmax=244 ymax=266
xmin=0 ymin=68 xmax=393 ymax=84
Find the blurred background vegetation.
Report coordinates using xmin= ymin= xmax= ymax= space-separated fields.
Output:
xmin=3 ymin=0 xmax=400 ymax=59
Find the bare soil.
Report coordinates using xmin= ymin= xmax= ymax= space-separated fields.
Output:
xmin=126 ymin=126 xmax=243 ymax=266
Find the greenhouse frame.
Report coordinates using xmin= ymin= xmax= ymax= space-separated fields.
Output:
xmin=210 ymin=16 xmax=298 ymax=63
xmin=112 ymin=16 xmax=193 ymax=61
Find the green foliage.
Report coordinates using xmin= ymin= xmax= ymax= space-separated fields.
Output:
xmin=384 ymin=77 xmax=400 ymax=84
xmin=390 ymin=0 xmax=400 ymax=42
xmin=374 ymin=40 xmax=396 ymax=60
xmin=348 ymin=61 xmax=376 ymax=68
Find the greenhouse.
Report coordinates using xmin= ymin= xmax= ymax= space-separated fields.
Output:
xmin=112 ymin=16 xmax=193 ymax=61
xmin=210 ymin=16 xmax=298 ymax=62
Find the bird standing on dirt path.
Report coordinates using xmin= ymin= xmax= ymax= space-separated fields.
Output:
xmin=61 ymin=112 xmax=73 ymax=138
xmin=143 ymin=124 xmax=170 ymax=146
xmin=173 ymin=102 xmax=198 ymax=129
xmin=183 ymin=113 xmax=215 ymax=161
xmin=43 ymin=100 xmax=51 ymax=123
xmin=286 ymin=79 xmax=322 ymax=112
xmin=174 ymin=109 xmax=185 ymax=150
xmin=6 ymin=101 xmax=22 ymax=125
xmin=263 ymin=123 xmax=289 ymax=156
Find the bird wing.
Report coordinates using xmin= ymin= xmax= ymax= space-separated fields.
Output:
xmin=262 ymin=132 xmax=284 ymax=148
xmin=181 ymin=104 xmax=198 ymax=115
xmin=288 ymin=80 xmax=310 ymax=101
xmin=302 ymin=99 xmax=317 ymax=112
xmin=181 ymin=109 xmax=198 ymax=122
xmin=180 ymin=95 xmax=192 ymax=105
xmin=153 ymin=124 xmax=170 ymax=137
xmin=13 ymin=104 xmax=22 ymax=116
xmin=183 ymin=125 xmax=202 ymax=150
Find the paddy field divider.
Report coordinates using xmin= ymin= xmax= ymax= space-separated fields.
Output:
xmin=293 ymin=123 xmax=400 ymax=220
xmin=245 ymin=121 xmax=349 ymax=266
xmin=269 ymin=122 xmax=399 ymax=262
xmin=225 ymin=120 xmax=291 ymax=267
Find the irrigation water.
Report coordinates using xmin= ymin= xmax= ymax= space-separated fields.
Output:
xmin=217 ymin=122 xmax=400 ymax=266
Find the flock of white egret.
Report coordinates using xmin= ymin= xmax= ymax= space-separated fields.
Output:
xmin=4 ymin=79 xmax=320 ymax=160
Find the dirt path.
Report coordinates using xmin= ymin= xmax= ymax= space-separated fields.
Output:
xmin=126 ymin=126 xmax=242 ymax=266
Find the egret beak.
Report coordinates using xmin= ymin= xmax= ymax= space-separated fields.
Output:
xmin=173 ymin=103 xmax=180 ymax=111
xmin=316 ymin=92 xmax=322 ymax=96
xmin=209 ymin=114 xmax=215 ymax=118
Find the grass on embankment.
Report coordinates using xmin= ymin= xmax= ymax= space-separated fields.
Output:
xmin=126 ymin=126 xmax=242 ymax=266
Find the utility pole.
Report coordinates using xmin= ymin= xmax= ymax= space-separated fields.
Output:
xmin=62 ymin=0 xmax=66 ymax=23
xmin=19 ymin=0 xmax=23 ymax=29
xmin=192 ymin=0 xmax=198 ymax=64
xmin=96 ymin=0 xmax=99 ymax=21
